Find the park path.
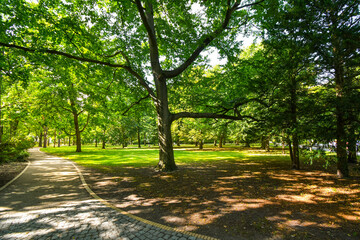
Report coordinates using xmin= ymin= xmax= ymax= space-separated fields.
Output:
xmin=0 ymin=148 xmax=203 ymax=240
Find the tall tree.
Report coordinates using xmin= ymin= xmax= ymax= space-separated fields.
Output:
xmin=0 ymin=0 xmax=265 ymax=171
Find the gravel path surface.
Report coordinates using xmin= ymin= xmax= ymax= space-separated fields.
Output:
xmin=0 ymin=148 xmax=205 ymax=240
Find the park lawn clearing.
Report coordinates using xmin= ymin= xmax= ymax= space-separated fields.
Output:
xmin=42 ymin=146 xmax=360 ymax=240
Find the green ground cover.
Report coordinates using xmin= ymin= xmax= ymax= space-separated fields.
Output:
xmin=41 ymin=145 xmax=289 ymax=169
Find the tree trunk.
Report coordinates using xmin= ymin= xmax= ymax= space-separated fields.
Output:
xmin=289 ymin=75 xmax=300 ymax=169
xmin=102 ymin=139 xmax=106 ymax=149
xmin=68 ymin=136 xmax=71 ymax=146
xmin=58 ymin=131 xmax=61 ymax=147
xmin=288 ymin=139 xmax=294 ymax=165
xmin=154 ymin=79 xmax=177 ymax=171
xmin=53 ymin=131 xmax=56 ymax=147
xmin=73 ymin=112 xmax=81 ymax=152
xmin=143 ymin=132 xmax=146 ymax=146
xmin=199 ymin=140 xmax=203 ymax=150
xmin=347 ymin=118 xmax=357 ymax=164
xmin=95 ymin=138 xmax=98 ymax=147
xmin=137 ymin=126 xmax=141 ymax=148
xmin=219 ymin=136 xmax=223 ymax=148
xmin=214 ymin=139 xmax=217 ymax=146
xmin=39 ymin=132 xmax=43 ymax=147
xmin=43 ymin=127 xmax=48 ymax=148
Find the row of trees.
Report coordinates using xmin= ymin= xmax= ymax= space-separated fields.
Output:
xmin=1 ymin=0 xmax=359 ymax=177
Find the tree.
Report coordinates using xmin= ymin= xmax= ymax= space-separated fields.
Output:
xmin=0 ymin=0 xmax=265 ymax=171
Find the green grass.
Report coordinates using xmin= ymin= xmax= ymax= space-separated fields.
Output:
xmin=41 ymin=145 xmax=270 ymax=169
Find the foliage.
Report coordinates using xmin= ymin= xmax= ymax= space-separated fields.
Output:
xmin=300 ymin=149 xmax=337 ymax=169
xmin=0 ymin=137 xmax=34 ymax=163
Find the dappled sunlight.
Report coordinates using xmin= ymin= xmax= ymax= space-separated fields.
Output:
xmin=44 ymin=146 xmax=360 ymax=239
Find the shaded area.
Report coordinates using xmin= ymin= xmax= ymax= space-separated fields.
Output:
xmin=80 ymin=149 xmax=360 ymax=240
xmin=0 ymin=149 xmax=203 ymax=240
xmin=0 ymin=162 xmax=28 ymax=188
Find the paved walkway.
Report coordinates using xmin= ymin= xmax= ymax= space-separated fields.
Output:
xmin=0 ymin=148 xmax=204 ymax=240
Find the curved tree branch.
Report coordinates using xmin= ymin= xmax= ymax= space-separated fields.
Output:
xmin=0 ymin=42 xmax=156 ymax=99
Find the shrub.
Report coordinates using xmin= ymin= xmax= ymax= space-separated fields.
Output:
xmin=0 ymin=137 xmax=35 ymax=163
xmin=300 ymin=149 xmax=336 ymax=169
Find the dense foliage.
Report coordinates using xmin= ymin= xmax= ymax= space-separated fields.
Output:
xmin=0 ymin=0 xmax=359 ymax=176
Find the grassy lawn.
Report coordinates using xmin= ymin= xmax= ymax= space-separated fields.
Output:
xmin=41 ymin=145 xmax=360 ymax=240
xmin=42 ymin=144 xmax=274 ymax=168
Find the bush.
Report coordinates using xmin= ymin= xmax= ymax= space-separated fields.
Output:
xmin=0 ymin=137 xmax=35 ymax=163
xmin=300 ymin=149 xmax=336 ymax=169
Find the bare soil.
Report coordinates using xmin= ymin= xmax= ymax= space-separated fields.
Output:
xmin=78 ymin=149 xmax=360 ymax=240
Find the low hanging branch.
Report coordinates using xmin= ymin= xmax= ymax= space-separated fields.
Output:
xmin=0 ymin=42 xmax=157 ymax=99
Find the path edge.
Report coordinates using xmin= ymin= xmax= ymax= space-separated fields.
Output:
xmin=40 ymin=149 xmax=218 ymax=240
xmin=0 ymin=160 xmax=30 ymax=192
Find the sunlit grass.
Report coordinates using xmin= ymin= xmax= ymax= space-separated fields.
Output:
xmin=41 ymin=145 xmax=290 ymax=169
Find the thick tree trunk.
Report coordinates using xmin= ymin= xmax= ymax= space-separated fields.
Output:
xmin=154 ymin=79 xmax=177 ymax=171
xmin=290 ymin=75 xmax=300 ymax=169
xmin=39 ymin=132 xmax=43 ymax=147
xmin=102 ymin=139 xmax=106 ymax=149
xmin=137 ymin=126 xmax=141 ymax=148
xmin=334 ymin=65 xmax=349 ymax=177
xmin=199 ymin=140 xmax=203 ymax=150
xmin=214 ymin=139 xmax=217 ymax=146
xmin=219 ymin=136 xmax=223 ymax=148
xmin=68 ymin=136 xmax=71 ymax=146
xmin=95 ymin=138 xmax=98 ymax=147
xmin=73 ymin=113 xmax=81 ymax=152
xmin=347 ymin=119 xmax=357 ymax=164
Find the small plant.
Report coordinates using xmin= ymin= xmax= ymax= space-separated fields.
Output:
xmin=300 ymin=149 xmax=335 ymax=169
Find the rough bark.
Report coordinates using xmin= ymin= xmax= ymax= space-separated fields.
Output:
xmin=154 ymin=79 xmax=177 ymax=171
xmin=95 ymin=138 xmax=98 ymax=147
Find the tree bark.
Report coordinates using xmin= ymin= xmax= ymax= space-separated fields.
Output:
xmin=137 ymin=126 xmax=141 ymax=148
xmin=53 ymin=131 xmax=56 ymax=147
xmin=68 ymin=136 xmax=71 ymax=146
xmin=347 ymin=124 xmax=357 ymax=164
xmin=73 ymin=112 xmax=82 ymax=152
xmin=43 ymin=127 xmax=48 ymax=148
xmin=214 ymin=139 xmax=217 ymax=146
xmin=199 ymin=140 xmax=204 ymax=150
xmin=219 ymin=136 xmax=223 ymax=148
xmin=154 ymin=79 xmax=177 ymax=171
xmin=39 ymin=131 xmax=43 ymax=147
xmin=290 ymin=78 xmax=300 ymax=169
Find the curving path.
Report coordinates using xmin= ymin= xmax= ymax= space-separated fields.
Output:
xmin=0 ymin=148 xmax=207 ymax=240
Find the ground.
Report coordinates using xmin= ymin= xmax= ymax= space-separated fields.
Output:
xmin=1 ymin=148 xmax=359 ymax=240
xmin=77 ymin=148 xmax=360 ymax=240
xmin=0 ymin=161 xmax=27 ymax=187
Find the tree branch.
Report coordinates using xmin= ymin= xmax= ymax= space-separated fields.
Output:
xmin=0 ymin=42 xmax=157 ymax=99
xmin=79 ymin=112 xmax=90 ymax=133
xmin=122 ymin=94 xmax=150 ymax=115
xmin=163 ymin=0 xmax=266 ymax=79
xmin=135 ymin=0 xmax=162 ymax=75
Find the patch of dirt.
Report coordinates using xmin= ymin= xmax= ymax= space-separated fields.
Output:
xmin=0 ymin=162 xmax=28 ymax=188
xmin=79 ymin=152 xmax=360 ymax=240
